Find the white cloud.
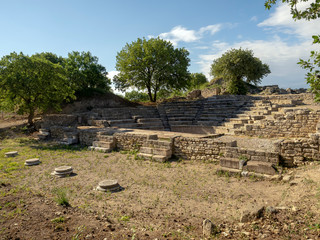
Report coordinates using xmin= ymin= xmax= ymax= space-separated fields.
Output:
xmin=250 ymin=16 xmax=258 ymax=22
xmin=199 ymin=24 xmax=221 ymax=35
xmin=108 ymin=70 xmax=119 ymax=79
xmin=158 ymin=24 xmax=221 ymax=46
xmin=196 ymin=2 xmax=319 ymax=88
xmin=258 ymin=1 xmax=320 ymax=39
xmin=159 ymin=26 xmax=199 ymax=46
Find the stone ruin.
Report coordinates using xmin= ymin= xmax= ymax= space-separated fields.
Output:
xmin=35 ymin=92 xmax=320 ymax=178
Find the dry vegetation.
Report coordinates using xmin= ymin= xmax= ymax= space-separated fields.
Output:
xmin=1 ymin=125 xmax=320 ymax=239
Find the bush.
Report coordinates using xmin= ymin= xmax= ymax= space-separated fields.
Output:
xmin=124 ymin=90 xmax=149 ymax=102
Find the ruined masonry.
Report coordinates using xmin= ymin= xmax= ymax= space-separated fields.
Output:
xmin=37 ymin=93 xmax=320 ymax=177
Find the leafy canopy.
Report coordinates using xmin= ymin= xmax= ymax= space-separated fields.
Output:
xmin=64 ymin=51 xmax=111 ymax=97
xmin=265 ymin=0 xmax=320 ymax=101
xmin=0 ymin=52 xmax=75 ymax=126
xmin=114 ymin=37 xmax=191 ymax=102
xmin=189 ymin=73 xmax=208 ymax=90
xmin=210 ymin=48 xmax=271 ymax=94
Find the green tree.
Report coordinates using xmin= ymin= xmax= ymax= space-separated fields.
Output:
xmin=189 ymin=73 xmax=208 ymax=90
xmin=265 ymin=0 xmax=320 ymax=101
xmin=210 ymin=48 xmax=271 ymax=95
xmin=0 ymin=52 xmax=75 ymax=126
xmin=114 ymin=37 xmax=191 ymax=102
xmin=64 ymin=51 xmax=111 ymax=97
xmin=124 ymin=90 xmax=149 ymax=102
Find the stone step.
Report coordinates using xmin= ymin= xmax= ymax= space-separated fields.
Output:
xmin=224 ymin=123 xmax=244 ymax=129
xmin=220 ymin=158 xmax=241 ymax=169
xmin=226 ymin=119 xmax=249 ymax=124
xmin=244 ymin=161 xmax=278 ymax=175
xmin=145 ymin=140 xmax=172 ymax=148
xmin=169 ymin=121 xmax=193 ymax=126
xmin=92 ymin=141 xmax=115 ymax=149
xmin=107 ymin=119 xmax=135 ymax=125
xmin=136 ymin=118 xmax=162 ymax=123
xmin=88 ymin=146 xmax=112 ymax=153
xmin=139 ymin=147 xmax=172 ymax=157
xmin=167 ymin=117 xmax=195 ymax=121
xmin=112 ymin=123 xmax=139 ymax=128
xmin=137 ymin=153 xmax=168 ymax=162
xmin=196 ymin=121 xmax=221 ymax=126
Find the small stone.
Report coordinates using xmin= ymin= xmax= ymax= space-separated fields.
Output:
xmin=52 ymin=166 xmax=73 ymax=177
xmin=240 ymin=206 xmax=265 ymax=223
xmin=265 ymin=206 xmax=277 ymax=214
xmin=292 ymin=206 xmax=298 ymax=212
xmin=202 ymin=219 xmax=217 ymax=237
xmin=282 ymin=175 xmax=293 ymax=182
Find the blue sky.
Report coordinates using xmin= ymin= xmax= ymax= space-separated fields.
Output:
xmin=0 ymin=0 xmax=319 ymax=89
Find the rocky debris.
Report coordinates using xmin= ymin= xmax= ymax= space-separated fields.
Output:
xmin=202 ymin=219 xmax=218 ymax=238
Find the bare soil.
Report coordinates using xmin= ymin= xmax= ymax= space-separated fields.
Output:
xmin=1 ymin=121 xmax=320 ymax=239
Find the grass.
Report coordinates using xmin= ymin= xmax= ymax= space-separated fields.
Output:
xmin=53 ymin=188 xmax=70 ymax=207
xmin=51 ymin=216 xmax=65 ymax=223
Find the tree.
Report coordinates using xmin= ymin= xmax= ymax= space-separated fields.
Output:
xmin=114 ymin=37 xmax=191 ymax=102
xmin=124 ymin=90 xmax=149 ymax=102
xmin=189 ymin=73 xmax=208 ymax=90
xmin=265 ymin=0 xmax=320 ymax=100
xmin=64 ymin=51 xmax=111 ymax=97
xmin=0 ymin=52 xmax=75 ymax=126
xmin=210 ymin=48 xmax=271 ymax=95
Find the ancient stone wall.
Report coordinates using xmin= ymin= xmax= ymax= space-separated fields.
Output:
xmin=237 ymin=109 xmax=320 ymax=138
xmin=173 ymin=137 xmax=230 ymax=161
xmin=113 ymin=133 xmax=148 ymax=151
xmin=41 ymin=114 xmax=79 ymax=129
xmin=278 ymin=134 xmax=320 ymax=167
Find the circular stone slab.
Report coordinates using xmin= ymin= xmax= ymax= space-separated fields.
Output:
xmin=25 ymin=158 xmax=41 ymax=166
xmin=54 ymin=166 xmax=73 ymax=173
xmin=52 ymin=166 xmax=73 ymax=177
xmin=97 ymin=180 xmax=120 ymax=192
xmin=5 ymin=151 xmax=18 ymax=157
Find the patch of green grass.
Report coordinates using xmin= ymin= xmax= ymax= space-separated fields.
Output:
xmin=53 ymin=188 xmax=70 ymax=207
xmin=51 ymin=216 xmax=65 ymax=223
xmin=119 ymin=215 xmax=130 ymax=222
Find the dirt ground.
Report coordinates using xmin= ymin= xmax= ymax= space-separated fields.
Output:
xmin=1 ymin=122 xmax=320 ymax=239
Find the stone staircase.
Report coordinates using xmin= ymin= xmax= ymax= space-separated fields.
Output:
xmin=137 ymin=139 xmax=173 ymax=162
xmin=219 ymin=146 xmax=280 ymax=176
xmin=88 ymin=134 xmax=116 ymax=153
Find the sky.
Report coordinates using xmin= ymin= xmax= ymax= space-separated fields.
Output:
xmin=0 ymin=0 xmax=319 ymax=90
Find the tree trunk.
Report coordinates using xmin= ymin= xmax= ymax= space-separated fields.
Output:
xmin=27 ymin=110 xmax=34 ymax=127
xmin=147 ymin=86 xmax=154 ymax=102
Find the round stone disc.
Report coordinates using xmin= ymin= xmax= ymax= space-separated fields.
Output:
xmin=97 ymin=180 xmax=120 ymax=192
xmin=25 ymin=158 xmax=41 ymax=166
xmin=5 ymin=151 xmax=18 ymax=157
xmin=54 ymin=166 xmax=73 ymax=173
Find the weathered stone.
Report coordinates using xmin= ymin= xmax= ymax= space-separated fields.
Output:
xmin=5 ymin=151 xmax=18 ymax=157
xmin=202 ymin=219 xmax=217 ymax=238
xmin=25 ymin=158 xmax=41 ymax=166
xmin=240 ymin=206 xmax=265 ymax=223
xmin=97 ymin=180 xmax=121 ymax=192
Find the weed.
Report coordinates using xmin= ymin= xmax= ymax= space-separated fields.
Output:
xmin=53 ymin=188 xmax=70 ymax=207
xmin=51 ymin=216 xmax=65 ymax=223
xmin=119 ymin=215 xmax=130 ymax=222
xmin=72 ymin=225 xmax=86 ymax=240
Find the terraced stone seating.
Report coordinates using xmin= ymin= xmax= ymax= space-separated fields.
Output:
xmin=88 ymin=106 xmax=164 ymax=130
xmin=137 ymin=139 xmax=173 ymax=162
xmin=219 ymin=146 xmax=280 ymax=176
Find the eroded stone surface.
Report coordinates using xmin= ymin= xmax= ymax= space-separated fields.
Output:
xmin=52 ymin=166 xmax=73 ymax=177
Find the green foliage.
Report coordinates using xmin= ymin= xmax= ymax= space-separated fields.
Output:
xmin=53 ymin=188 xmax=70 ymax=207
xmin=299 ymin=35 xmax=320 ymax=101
xmin=0 ymin=52 xmax=75 ymax=126
xmin=188 ymin=73 xmax=208 ymax=90
xmin=265 ymin=0 xmax=320 ymax=20
xmin=64 ymin=51 xmax=111 ymax=98
xmin=265 ymin=0 xmax=320 ymax=101
xmin=210 ymin=48 xmax=271 ymax=95
xmin=124 ymin=90 xmax=149 ymax=102
xmin=114 ymin=37 xmax=191 ymax=102
xmin=51 ymin=216 xmax=65 ymax=223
